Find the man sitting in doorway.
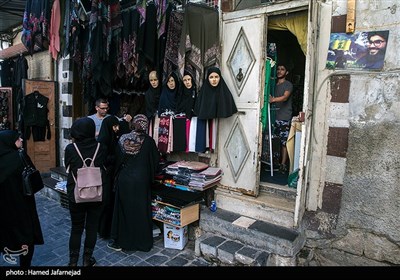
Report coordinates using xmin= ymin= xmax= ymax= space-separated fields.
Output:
xmin=269 ymin=64 xmax=293 ymax=174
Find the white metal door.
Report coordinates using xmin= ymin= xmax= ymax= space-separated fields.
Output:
xmin=218 ymin=14 xmax=267 ymax=196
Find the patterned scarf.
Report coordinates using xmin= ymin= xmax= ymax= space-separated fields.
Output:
xmin=118 ymin=114 xmax=149 ymax=156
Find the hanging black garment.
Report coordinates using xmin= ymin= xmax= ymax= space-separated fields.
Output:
xmin=22 ymin=91 xmax=51 ymax=141
xmin=0 ymin=59 xmax=14 ymax=87
xmin=194 ymin=67 xmax=237 ymax=119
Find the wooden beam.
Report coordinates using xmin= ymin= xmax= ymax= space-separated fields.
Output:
xmin=346 ymin=0 xmax=356 ymax=33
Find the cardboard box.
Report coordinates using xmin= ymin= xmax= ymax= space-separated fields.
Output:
xmin=163 ymin=223 xmax=188 ymax=250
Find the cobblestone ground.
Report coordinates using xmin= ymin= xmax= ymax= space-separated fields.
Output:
xmin=0 ymin=193 xmax=213 ymax=267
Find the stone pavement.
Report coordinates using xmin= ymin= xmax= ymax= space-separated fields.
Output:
xmin=0 ymin=193 xmax=213 ymax=268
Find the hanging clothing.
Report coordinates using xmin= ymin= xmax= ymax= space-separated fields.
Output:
xmin=194 ymin=66 xmax=238 ymax=119
xmin=178 ymin=3 xmax=220 ymax=88
xmin=22 ymin=91 xmax=51 ymax=141
xmin=21 ymin=0 xmax=51 ymax=55
xmin=163 ymin=10 xmax=184 ymax=83
xmin=49 ymin=0 xmax=61 ymax=60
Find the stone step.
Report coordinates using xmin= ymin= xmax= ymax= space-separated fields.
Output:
xmin=42 ymin=176 xmax=69 ymax=209
xmin=199 ymin=206 xmax=304 ymax=259
xmin=215 ymin=188 xmax=295 ymax=228
xmin=259 ymin=181 xmax=297 ymax=201
xmin=50 ymin=166 xmax=68 ymax=181
xmin=197 ymin=233 xmax=270 ymax=266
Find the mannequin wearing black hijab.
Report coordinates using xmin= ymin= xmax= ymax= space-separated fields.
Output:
xmin=145 ymin=70 xmax=161 ymax=120
xmin=0 ymin=130 xmax=44 ymax=267
xmin=158 ymin=71 xmax=180 ymax=116
xmin=176 ymin=71 xmax=197 ymax=119
xmin=194 ymin=66 xmax=238 ymax=119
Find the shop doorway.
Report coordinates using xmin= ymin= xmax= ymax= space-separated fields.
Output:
xmin=260 ymin=29 xmax=306 ymax=187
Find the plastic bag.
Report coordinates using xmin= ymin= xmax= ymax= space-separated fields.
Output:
xmin=288 ymin=168 xmax=299 ymax=189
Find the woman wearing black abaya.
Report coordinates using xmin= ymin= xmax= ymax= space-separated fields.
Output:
xmin=0 ymin=130 xmax=44 ymax=267
xmin=108 ymin=114 xmax=160 ymax=252
xmin=64 ymin=117 xmax=108 ymax=266
xmin=194 ymin=66 xmax=238 ymax=119
xmin=97 ymin=115 xmax=121 ymax=239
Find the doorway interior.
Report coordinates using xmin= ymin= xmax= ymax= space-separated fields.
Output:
xmin=260 ymin=29 xmax=306 ymax=187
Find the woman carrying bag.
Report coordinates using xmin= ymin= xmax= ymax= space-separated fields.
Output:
xmin=0 ymin=130 xmax=44 ymax=267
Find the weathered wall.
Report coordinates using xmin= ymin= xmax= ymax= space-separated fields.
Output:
xmin=302 ymin=0 xmax=400 ymax=266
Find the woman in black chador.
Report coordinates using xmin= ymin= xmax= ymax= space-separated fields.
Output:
xmin=194 ymin=66 xmax=238 ymax=119
xmin=0 ymin=130 xmax=44 ymax=267
xmin=97 ymin=115 xmax=123 ymax=239
xmin=108 ymin=114 xmax=160 ymax=252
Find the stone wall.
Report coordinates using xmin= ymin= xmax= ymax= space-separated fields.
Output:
xmin=301 ymin=0 xmax=400 ymax=266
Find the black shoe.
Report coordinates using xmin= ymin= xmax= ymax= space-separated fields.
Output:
xmin=83 ymin=256 xmax=96 ymax=267
xmin=107 ymin=241 xmax=122 ymax=251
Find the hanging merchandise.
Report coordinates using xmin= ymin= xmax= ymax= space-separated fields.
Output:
xmin=178 ymin=3 xmax=220 ymax=88
xmin=21 ymin=0 xmax=51 ymax=55
xmin=22 ymin=91 xmax=51 ymax=142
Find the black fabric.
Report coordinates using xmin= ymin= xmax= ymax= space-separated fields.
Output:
xmin=0 ymin=130 xmax=44 ymax=257
xmin=173 ymin=116 xmax=186 ymax=152
xmin=151 ymin=183 xmax=204 ymax=208
xmin=97 ymin=115 xmax=120 ymax=238
xmin=144 ymin=78 xmax=161 ymax=119
xmin=194 ymin=66 xmax=238 ymax=119
xmin=68 ymin=202 xmax=102 ymax=251
xmin=0 ymin=59 xmax=14 ymax=87
xmin=176 ymin=72 xmax=197 ymax=119
xmin=111 ymin=134 xmax=160 ymax=251
xmin=22 ymin=91 xmax=51 ymax=141
xmin=158 ymin=72 xmax=180 ymax=116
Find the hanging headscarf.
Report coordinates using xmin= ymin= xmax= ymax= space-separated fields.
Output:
xmin=0 ymin=130 xmax=21 ymax=184
xmin=118 ymin=114 xmax=148 ymax=156
xmin=158 ymin=71 xmax=180 ymax=116
xmin=194 ymin=66 xmax=238 ymax=119
xmin=176 ymin=71 xmax=197 ymax=119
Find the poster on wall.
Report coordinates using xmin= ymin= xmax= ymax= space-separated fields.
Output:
xmin=326 ymin=30 xmax=389 ymax=70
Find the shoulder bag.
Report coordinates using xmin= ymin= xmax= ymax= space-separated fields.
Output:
xmin=19 ymin=150 xmax=44 ymax=196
